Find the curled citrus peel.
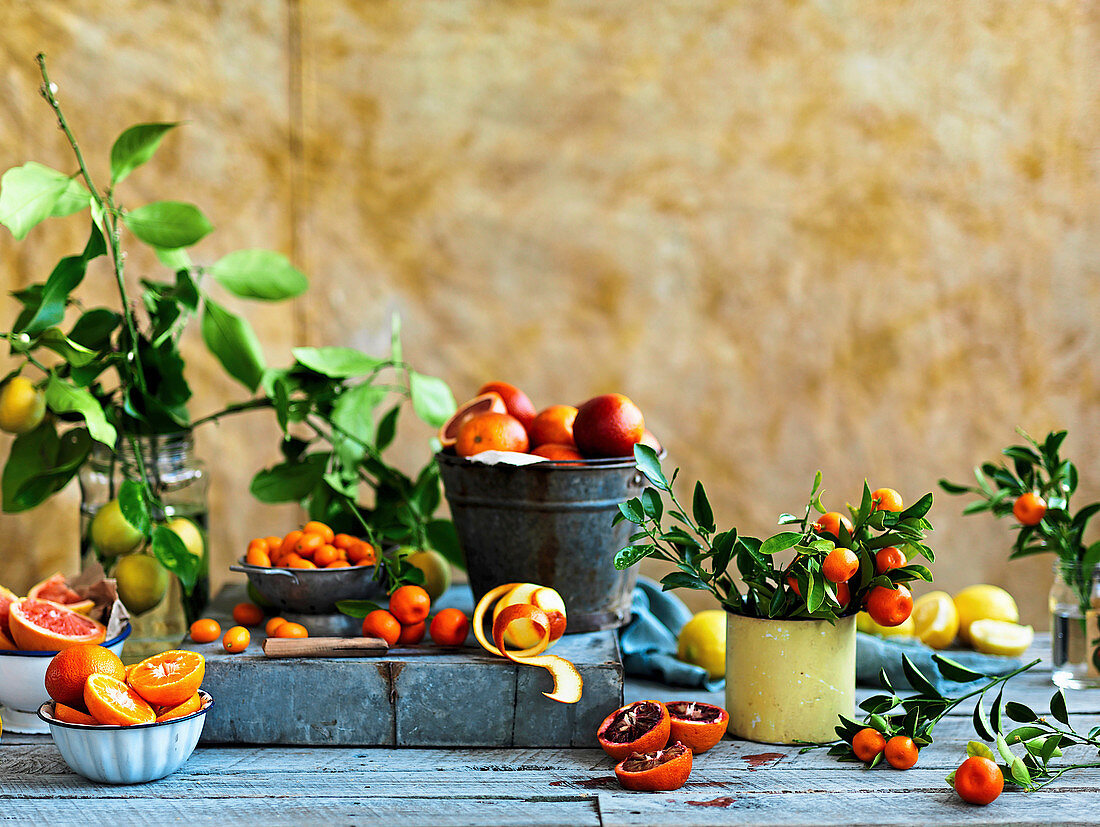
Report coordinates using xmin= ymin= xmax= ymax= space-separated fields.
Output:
xmin=473 ymin=583 xmax=583 ymax=704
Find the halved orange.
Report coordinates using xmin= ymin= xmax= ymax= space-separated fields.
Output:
xmin=614 ymin=741 xmax=693 ymax=791
xmin=53 ymin=703 xmax=99 ymax=726
xmin=8 ymin=598 xmax=106 ymax=651
xmin=666 ymin=700 xmax=729 ymax=753
xmin=84 ymin=674 xmax=156 ymax=726
xmin=438 ymin=392 xmax=506 ymax=447
xmin=27 ymin=572 xmax=95 ymax=614
xmin=127 ymin=649 xmax=205 ymax=707
xmin=155 ymin=692 xmax=202 ymax=722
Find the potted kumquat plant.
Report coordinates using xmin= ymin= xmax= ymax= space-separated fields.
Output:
xmin=614 ymin=445 xmax=936 ymax=743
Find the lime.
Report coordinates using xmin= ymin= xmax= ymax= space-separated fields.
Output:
xmin=857 ymin=610 xmax=915 ymax=638
xmin=0 ymin=376 xmax=45 ymax=434
xmin=953 ymin=585 xmax=1019 ymax=646
xmin=912 ymin=591 xmax=959 ymax=650
xmin=405 ymin=548 xmax=452 ymax=601
xmin=114 ymin=553 xmax=169 ymax=615
xmin=677 ymin=610 xmax=726 ymax=679
xmin=969 ymin=619 xmax=1034 ymax=657
xmin=90 ymin=499 xmax=144 ymax=558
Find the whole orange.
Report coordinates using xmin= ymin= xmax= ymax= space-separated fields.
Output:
xmin=813 ymin=511 xmax=853 ymax=539
xmin=1013 ymin=492 xmax=1046 ymax=526
xmin=822 ymin=548 xmax=858 ymax=583
xmin=45 ymin=644 xmax=126 ymax=708
xmin=884 ymin=735 xmax=919 ymax=769
xmin=871 ymin=487 xmax=904 ymax=513
xmin=865 ymin=584 xmax=914 ymax=628
xmin=528 ymin=405 xmax=578 ymax=448
xmin=389 ymin=585 xmax=431 ymax=625
xmin=477 ymin=381 xmax=537 ymax=430
xmin=454 ymin=412 xmax=529 ymax=457
xmin=190 ymin=618 xmax=222 ymax=644
xmin=531 ymin=443 xmax=585 ymax=462
xmin=362 ymin=610 xmax=401 ymax=646
xmin=851 ymin=727 xmax=886 ymax=762
xmin=572 ymin=393 xmax=645 ymax=458
xmin=954 ymin=756 xmax=1004 ymax=805
xmin=875 ymin=547 xmax=906 ymax=574
xmin=429 ymin=608 xmax=470 ymax=646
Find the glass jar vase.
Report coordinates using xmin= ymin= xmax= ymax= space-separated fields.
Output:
xmin=78 ymin=431 xmax=209 ymax=662
xmin=1049 ymin=560 xmax=1100 ymax=690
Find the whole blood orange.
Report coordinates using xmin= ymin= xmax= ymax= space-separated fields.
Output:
xmin=84 ymin=673 xmax=156 ymax=726
xmin=597 ymin=700 xmax=671 ymax=761
xmin=27 ymin=572 xmax=95 ymax=614
xmin=439 ymin=392 xmax=507 ymax=447
xmin=614 ymin=741 xmax=693 ymax=791
xmin=127 ymin=650 xmax=206 ymax=707
xmin=573 ymin=394 xmax=645 ymax=459
xmin=454 ymin=412 xmax=529 ymax=456
xmin=665 ymin=701 xmax=729 ymax=754
xmin=8 ymin=598 xmax=106 ymax=651
xmin=528 ymin=405 xmax=578 ymax=448
xmin=477 ymin=381 xmax=537 ymax=431
xmin=44 ymin=644 xmax=126 ymax=708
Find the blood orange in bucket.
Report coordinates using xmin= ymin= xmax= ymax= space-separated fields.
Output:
xmin=438 ymin=392 xmax=506 ymax=447
xmin=8 ymin=598 xmax=106 ymax=651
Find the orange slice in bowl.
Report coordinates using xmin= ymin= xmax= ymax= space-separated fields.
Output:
xmin=438 ymin=392 xmax=506 ymax=448
xmin=84 ymin=674 xmax=156 ymax=726
xmin=127 ymin=650 xmax=205 ymax=708
xmin=53 ymin=703 xmax=100 ymax=726
xmin=8 ymin=598 xmax=106 ymax=651
xmin=155 ymin=692 xmax=203 ymax=722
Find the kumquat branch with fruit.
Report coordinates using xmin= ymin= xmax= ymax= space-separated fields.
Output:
xmin=614 ymin=444 xmax=935 ymax=625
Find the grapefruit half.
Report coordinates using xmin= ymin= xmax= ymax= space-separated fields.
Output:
xmin=438 ymin=392 xmax=506 ymax=448
xmin=0 ymin=585 xmax=17 ymax=649
xmin=28 ymin=572 xmax=95 ymax=614
xmin=8 ymin=598 xmax=106 ymax=651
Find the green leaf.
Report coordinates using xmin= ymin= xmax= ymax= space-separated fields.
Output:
xmin=38 ymin=329 xmax=97 ymax=367
xmin=335 ymin=599 xmax=385 ymax=619
xmin=122 ymin=201 xmax=213 ymax=248
xmin=50 ymin=176 xmax=91 ymax=218
xmin=1050 ymin=688 xmax=1069 ymax=725
xmin=409 ymin=371 xmax=456 ymax=429
xmin=1005 ymin=726 xmax=1045 ymax=745
xmin=897 ymin=492 xmax=933 ymax=520
xmin=375 ymin=405 xmax=400 ymax=452
xmin=110 ymin=122 xmax=179 ymax=185
xmin=210 ymin=249 xmax=308 ymax=301
xmin=151 ymin=524 xmax=199 ymax=593
xmin=425 ymin=519 xmax=464 ymax=570
xmin=618 ymin=499 xmax=645 ymax=524
xmin=1009 ymin=756 xmax=1032 ymax=788
xmin=1005 ymin=702 xmax=1039 ymax=724
xmin=660 ymin=571 xmax=707 ymax=591
xmin=69 ymin=308 xmax=121 ymax=350
xmin=0 ymin=163 xmax=76 ymax=239
xmin=692 ymin=481 xmax=715 ymax=533
xmin=201 ymin=298 xmax=266 ymax=390
xmin=154 ymin=246 xmax=193 ymax=272
xmin=901 ymin=654 xmax=940 ymax=697
xmin=19 ymin=224 xmax=105 ymax=335
xmin=806 ymin=571 xmax=824 ymax=612
xmin=1 ymin=423 xmax=90 ymax=512
xmin=760 ymin=532 xmax=802 ymax=556
xmin=249 ymin=455 xmax=327 ymax=503
xmin=932 ymin=654 xmax=987 ymax=683
xmin=640 ymin=488 xmax=664 ymax=521
xmin=633 ymin=443 xmax=668 ymax=490
xmin=615 ymin=544 xmax=652 ymax=570
xmin=44 ymin=374 xmax=116 ymax=445
xmin=292 ymin=346 xmax=386 ymax=378
xmin=332 ymin=382 xmax=387 ymax=453
xmin=995 ymin=733 xmax=1015 ymax=765
xmin=967 ymin=741 xmax=996 ymax=760
xmin=117 ymin=479 xmax=151 ymax=536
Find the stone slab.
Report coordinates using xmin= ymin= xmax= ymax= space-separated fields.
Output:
xmin=187 ymin=584 xmax=622 ymax=746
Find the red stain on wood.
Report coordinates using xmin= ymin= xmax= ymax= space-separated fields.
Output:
xmin=742 ymin=752 xmax=784 ymax=768
xmin=687 ymin=797 xmax=737 ymax=807
xmin=550 ymin=776 xmax=617 ymax=789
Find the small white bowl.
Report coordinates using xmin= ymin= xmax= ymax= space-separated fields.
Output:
xmin=38 ymin=690 xmax=212 ymax=784
xmin=0 ymin=625 xmax=130 ymax=733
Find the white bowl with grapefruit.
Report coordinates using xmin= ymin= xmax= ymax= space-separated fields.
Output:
xmin=0 ymin=581 xmax=130 ymax=733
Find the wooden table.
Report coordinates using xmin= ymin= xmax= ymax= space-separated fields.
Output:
xmin=4 ymin=635 xmax=1100 ymax=826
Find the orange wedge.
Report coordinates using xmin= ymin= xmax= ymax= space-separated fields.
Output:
xmin=127 ymin=650 xmax=205 ymax=707
xmin=53 ymin=703 xmax=99 ymax=726
xmin=155 ymin=692 xmax=203 ymax=722
xmin=84 ymin=674 xmax=156 ymax=726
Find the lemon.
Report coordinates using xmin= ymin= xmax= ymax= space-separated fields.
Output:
xmin=969 ymin=619 xmax=1034 ymax=657
xmin=857 ymin=610 xmax=915 ymax=638
xmin=912 ymin=591 xmax=959 ymax=650
xmin=114 ymin=553 xmax=169 ymax=615
xmin=0 ymin=376 xmax=45 ymax=434
xmin=90 ymin=499 xmax=144 ymax=558
xmin=405 ymin=548 xmax=452 ymax=601
xmin=166 ymin=517 xmax=205 ymax=561
xmin=953 ymin=585 xmax=1019 ymax=646
xmin=677 ymin=610 xmax=726 ymax=679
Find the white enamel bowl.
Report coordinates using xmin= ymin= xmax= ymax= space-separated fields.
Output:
xmin=0 ymin=625 xmax=130 ymax=733
xmin=38 ymin=690 xmax=213 ymax=784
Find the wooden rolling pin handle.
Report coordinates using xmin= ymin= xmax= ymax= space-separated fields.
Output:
xmin=263 ymin=636 xmax=389 ymax=658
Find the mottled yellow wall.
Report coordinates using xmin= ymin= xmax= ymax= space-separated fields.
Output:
xmin=1 ymin=1 xmax=1098 ymax=626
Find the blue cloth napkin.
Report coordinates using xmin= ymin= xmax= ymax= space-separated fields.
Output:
xmin=856 ymin=632 xmax=1025 ymax=693
xmin=618 ymin=577 xmax=725 ymax=691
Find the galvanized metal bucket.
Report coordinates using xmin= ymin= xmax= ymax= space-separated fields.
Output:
xmin=436 ymin=452 xmax=647 ymax=633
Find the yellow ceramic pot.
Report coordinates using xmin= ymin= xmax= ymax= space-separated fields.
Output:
xmin=725 ymin=612 xmax=856 ymax=744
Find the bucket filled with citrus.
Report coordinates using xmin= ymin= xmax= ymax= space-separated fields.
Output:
xmin=436 ymin=381 xmax=660 ymax=632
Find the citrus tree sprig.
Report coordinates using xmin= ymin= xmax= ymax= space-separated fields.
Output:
xmin=822 ymin=654 xmax=1040 ymax=764
xmin=939 ymin=429 xmax=1100 ymax=616
xmin=613 ymin=445 xmax=936 ymax=620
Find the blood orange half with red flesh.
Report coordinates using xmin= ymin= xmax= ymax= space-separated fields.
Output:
xmin=614 ymin=741 xmax=693 ymax=791
xmin=0 ymin=586 xmax=17 ymax=649
xmin=8 ymin=598 xmax=106 ymax=651
xmin=28 ymin=572 xmax=95 ymax=614
xmin=666 ymin=701 xmax=729 ymax=753
xmin=597 ymin=700 xmax=671 ymax=761
xmin=438 ymin=392 xmax=506 ymax=448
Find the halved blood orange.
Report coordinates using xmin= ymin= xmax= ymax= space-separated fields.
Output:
xmin=27 ymin=572 xmax=95 ymax=614
xmin=84 ymin=673 xmax=155 ymax=726
xmin=127 ymin=650 xmax=205 ymax=707
xmin=666 ymin=701 xmax=729 ymax=753
xmin=597 ymin=700 xmax=671 ymax=761
xmin=438 ymin=392 xmax=506 ymax=448
xmin=53 ymin=703 xmax=99 ymax=726
xmin=8 ymin=598 xmax=106 ymax=651
xmin=0 ymin=585 xmax=17 ymax=648
xmin=614 ymin=741 xmax=693 ymax=791
xmin=155 ymin=692 xmax=203 ymax=722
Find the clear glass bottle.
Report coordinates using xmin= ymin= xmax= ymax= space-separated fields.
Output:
xmin=78 ymin=432 xmax=209 ymax=662
xmin=1049 ymin=559 xmax=1100 ymax=689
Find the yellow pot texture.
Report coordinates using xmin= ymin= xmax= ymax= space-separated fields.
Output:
xmin=725 ymin=612 xmax=856 ymax=744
